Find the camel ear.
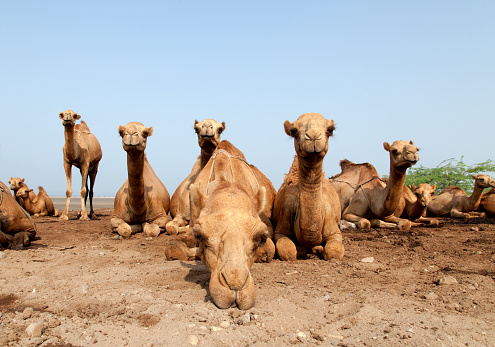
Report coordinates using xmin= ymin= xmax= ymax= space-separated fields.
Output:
xmin=29 ymin=189 xmax=33 ymax=193
xmin=409 ymin=140 xmax=414 ymax=145
xmin=189 ymin=184 xmax=206 ymax=225
xmin=59 ymin=113 xmax=64 ymax=119
xmin=21 ymin=178 xmax=25 ymax=183
xmin=254 ymin=187 xmax=267 ymax=215
xmin=194 ymin=120 xmax=200 ymax=133
xmin=383 ymin=142 xmax=391 ymax=151
xmin=118 ymin=125 xmax=125 ymax=137
xmin=326 ymin=120 xmax=335 ymax=137
xmin=284 ymin=120 xmax=297 ymax=137
xmin=472 ymin=175 xmax=477 ymax=180
xmin=410 ymin=184 xmax=417 ymax=191
xmin=218 ymin=121 xmax=226 ymax=134
xmin=143 ymin=127 xmax=153 ymax=138
xmin=431 ymin=184 xmax=436 ymax=192
xmin=74 ymin=113 xmax=81 ymax=120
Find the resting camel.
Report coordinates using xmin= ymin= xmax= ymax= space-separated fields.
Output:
xmin=479 ymin=188 xmax=495 ymax=217
xmin=272 ymin=113 xmax=344 ymax=261
xmin=16 ymin=186 xmax=58 ymax=217
xmin=427 ymin=174 xmax=495 ymax=218
xmin=0 ymin=181 xmax=37 ymax=250
xmin=395 ymin=183 xmax=439 ymax=226
xmin=59 ymin=110 xmax=102 ymax=220
xmin=111 ymin=122 xmax=170 ymax=238
xmin=164 ymin=140 xmax=276 ymax=263
xmin=330 ymin=141 xmax=419 ymax=230
xmin=166 ymin=119 xmax=226 ymax=235
xmin=9 ymin=177 xmax=36 ymax=209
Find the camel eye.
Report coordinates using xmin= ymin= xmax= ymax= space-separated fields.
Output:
xmin=391 ymin=149 xmax=399 ymax=156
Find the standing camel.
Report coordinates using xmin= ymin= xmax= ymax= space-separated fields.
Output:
xmin=59 ymin=110 xmax=102 ymax=220
xmin=272 ymin=113 xmax=344 ymax=261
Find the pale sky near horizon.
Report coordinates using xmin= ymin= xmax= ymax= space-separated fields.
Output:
xmin=1 ymin=1 xmax=494 ymax=197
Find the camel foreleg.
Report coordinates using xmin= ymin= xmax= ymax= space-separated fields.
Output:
xmin=380 ymin=215 xmax=412 ymax=230
xmin=88 ymin=164 xmax=99 ymax=219
xmin=143 ymin=216 xmax=169 ymax=237
xmin=342 ymin=213 xmax=372 ymax=229
xmin=79 ymin=166 xmax=90 ymax=221
xmin=164 ymin=231 xmax=199 ymax=261
xmin=110 ymin=217 xmax=142 ymax=238
xmin=60 ymin=161 xmax=72 ymax=220
xmin=165 ymin=215 xmax=188 ymax=235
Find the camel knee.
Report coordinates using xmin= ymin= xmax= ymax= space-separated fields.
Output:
xmin=80 ymin=187 xmax=87 ymax=198
xmin=324 ymin=241 xmax=345 ymax=261
xmin=65 ymin=189 xmax=72 ymax=198
xmin=397 ymin=220 xmax=412 ymax=230
xmin=275 ymin=236 xmax=297 ymax=261
xmin=165 ymin=220 xmax=179 ymax=235
xmin=144 ymin=223 xmax=161 ymax=237
xmin=255 ymin=238 xmax=275 ymax=263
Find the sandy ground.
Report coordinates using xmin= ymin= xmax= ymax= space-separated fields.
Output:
xmin=1 ymin=208 xmax=494 ymax=347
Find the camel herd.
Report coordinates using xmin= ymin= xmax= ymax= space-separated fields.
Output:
xmin=1 ymin=110 xmax=495 ymax=309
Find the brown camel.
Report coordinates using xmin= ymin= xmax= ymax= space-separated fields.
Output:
xmin=395 ymin=183 xmax=439 ymax=226
xmin=164 ymin=140 xmax=276 ymax=264
xmin=111 ymin=122 xmax=171 ymax=238
xmin=479 ymin=188 xmax=495 ymax=217
xmin=272 ymin=113 xmax=344 ymax=261
xmin=166 ymin=119 xmax=226 ymax=235
xmin=330 ymin=141 xmax=419 ymax=230
xmin=59 ymin=110 xmax=102 ymax=220
xmin=9 ymin=177 xmax=36 ymax=209
xmin=16 ymin=186 xmax=59 ymax=217
xmin=0 ymin=181 xmax=37 ymax=250
xmin=427 ymin=174 xmax=495 ymax=218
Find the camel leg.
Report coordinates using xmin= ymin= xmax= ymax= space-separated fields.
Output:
xmin=165 ymin=215 xmax=188 ymax=235
xmin=413 ymin=217 xmax=440 ymax=226
xmin=255 ymin=238 xmax=275 ymax=263
xmin=164 ymin=231 xmax=199 ymax=261
xmin=79 ymin=166 xmax=90 ymax=221
xmin=110 ymin=217 xmax=142 ymax=238
xmin=342 ymin=213 xmax=371 ymax=229
xmin=12 ymin=232 xmax=32 ymax=250
xmin=450 ymin=209 xmax=470 ymax=219
xmin=275 ymin=236 xmax=297 ymax=261
xmin=0 ymin=230 xmax=14 ymax=249
xmin=60 ymin=161 xmax=72 ymax=220
xmin=143 ymin=216 xmax=168 ymax=237
xmin=380 ymin=215 xmax=412 ymax=230
xmin=467 ymin=211 xmax=486 ymax=218
xmin=321 ymin=224 xmax=345 ymax=261
xmin=88 ymin=164 xmax=98 ymax=219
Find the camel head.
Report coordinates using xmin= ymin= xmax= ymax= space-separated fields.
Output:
xmin=59 ymin=110 xmax=81 ymax=127
xmin=189 ymin=182 xmax=268 ymax=310
xmin=9 ymin=177 xmax=24 ymax=190
xmin=118 ymin=122 xmax=153 ymax=153
xmin=15 ymin=187 xmax=32 ymax=200
xmin=383 ymin=140 xmax=419 ymax=169
xmin=194 ymin=119 xmax=226 ymax=155
xmin=472 ymin=174 xmax=495 ymax=189
xmin=284 ymin=113 xmax=335 ymax=160
xmin=410 ymin=183 xmax=436 ymax=207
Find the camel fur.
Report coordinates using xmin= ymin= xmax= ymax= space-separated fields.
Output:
xmin=479 ymin=188 xmax=495 ymax=217
xmin=16 ymin=186 xmax=59 ymax=217
xmin=272 ymin=113 xmax=344 ymax=261
xmin=0 ymin=181 xmax=37 ymax=250
xmin=9 ymin=177 xmax=36 ymax=209
xmin=395 ymin=183 xmax=439 ymax=226
xmin=427 ymin=174 xmax=495 ymax=219
xmin=111 ymin=122 xmax=171 ymax=238
xmin=59 ymin=110 xmax=102 ymax=220
xmin=164 ymin=140 xmax=276 ymax=264
xmin=166 ymin=119 xmax=225 ymax=235
xmin=330 ymin=141 xmax=419 ymax=230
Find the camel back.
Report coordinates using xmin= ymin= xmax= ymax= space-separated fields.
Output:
xmin=76 ymin=121 xmax=91 ymax=133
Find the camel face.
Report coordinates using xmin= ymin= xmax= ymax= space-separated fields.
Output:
xmin=15 ymin=187 xmax=31 ymax=199
xmin=9 ymin=177 xmax=24 ymax=190
xmin=59 ymin=110 xmax=81 ymax=127
xmin=190 ymin=183 xmax=268 ymax=310
xmin=194 ymin=119 xmax=225 ymax=154
xmin=284 ymin=113 xmax=335 ymax=158
xmin=383 ymin=140 xmax=419 ymax=169
xmin=118 ymin=122 xmax=153 ymax=153
xmin=473 ymin=174 xmax=495 ymax=189
xmin=411 ymin=183 xmax=436 ymax=207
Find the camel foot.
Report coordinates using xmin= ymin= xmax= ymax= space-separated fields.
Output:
xmin=398 ymin=220 xmax=412 ymax=231
xmin=429 ymin=218 xmax=440 ymax=226
xmin=276 ymin=237 xmax=297 ymax=261
xmin=165 ymin=221 xmax=179 ymax=235
xmin=164 ymin=240 xmax=191 ymax=261
xmin=357 ymin=219 xmax=371 ymax=230
xmin=144 ymin=223 xmax=161 ymax=237
xmin=255 ymin=238 xmax=275 ymax=263
xmin=324 ymin=242 xmax=345 ymax=261
xmin=79 ymin=214 xmax=90 ymax=221
xmin=59 ymin=214 xmax=69 ymax=221
xmin=117 ymin=224 xmax=132 ymax=238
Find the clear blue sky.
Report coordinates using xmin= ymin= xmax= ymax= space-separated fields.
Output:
xmin=1 ymin=1 xmax=494 ymax=196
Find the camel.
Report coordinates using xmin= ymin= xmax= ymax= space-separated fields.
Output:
xmin=0 ymin=181 xmax=37 ymax=250
xmin=427 ymin=174 xmax=495 ymax=218
xmin=166 ymin=119 xmax=226 ymax=235
xmin=396 ymin=183 xmax=439 ymax=226
xmin=59 ymin=110 xmax=102 ymax=220
xmin=479 ymin=188 xmax=495 ymax=217
xmin=164 ymin=140 xmax=276 ymax=264
xmin=16 ymin=186 xmax=59 ymax=217
xmin=330 ymin=141 xmax=419 ymax=230
xmin=272 ymin=113 xmax=344 ymax=261
xmin=9 ymin=177 xmax=36 ymax=209
xmin=111 ymin=122 xmax=171 ymax=238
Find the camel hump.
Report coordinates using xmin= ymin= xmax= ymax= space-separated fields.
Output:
xmin=283 ymin=156 xmax=299 ymax=186
xmin=76 ymin=121 xmax=91 ymax=132
xmin=38 ymin=186 xmax=47 ymax=195
xmin=216 ymin=140 xmax=247 ymax=160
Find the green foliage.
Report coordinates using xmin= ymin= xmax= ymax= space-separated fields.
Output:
xmin=404 ymin=157 xmax=495 ymax=194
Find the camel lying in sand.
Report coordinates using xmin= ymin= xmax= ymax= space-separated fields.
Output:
xmin=273 ymin=113 xmax=344 ymax=261
xmin=395 ymin=184 xmax=439 ymax=226
xmin=427 ymin=174 xmax=495 ymax=218
xmin=166 ymin=119 xmax=225 ymax=235
xmin=479 ymin=188 xmax=495 ymax=217
xmin=16 ymin=186 xmax=59 ymax=217
xmin=9 ymin=177 xmax=36 ymax=209
xmin=111 ymin=122 xmax=170 ymax=238
xmin=0 ymin=181 xmax=37 ymax=250
xmin=330 ymin=141 xmax=419 ymax=230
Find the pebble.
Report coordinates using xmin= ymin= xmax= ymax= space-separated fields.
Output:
xmin=82 ymin=284 xmax=89 ymax=294
xmin=322 ymin=295 xmax=330 ymax=301
xmin=0 ymin=252 xmax=6 ymax=258
xmin=470 ymin=226 xmax=479 ymax=232
xmin=360 ymin=257 xmax=374 ymax=263
xmin=26 ymin=322 xmax=43 ymax=337
xmin=211 ymin=326 xmax=222 ymax=332
xmin=424 ymin=292 xmax=439 ymax=300
xmin=219 ymin=321 xmax=230 ymax=329
xmin=22 ymin=307 xmax=34 ymax=319
xmin=188 ymin=335 xmax=199 ymax=346
xmin=240 ymin=313 xmax=251 ymax=325
xmin=437 ymin=275 xmax=458 ymax=285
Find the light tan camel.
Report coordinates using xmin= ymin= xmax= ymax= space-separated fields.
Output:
xmin=164 ymin=140 xmax=276 ymax=264
xmin=166 ymin=119 xmax=225 ymax=235
xmin=479 ymin=188 xmax=495 ymax=217
xmin=111 ymin=122 xmax=170 ymax=238
xmin=59 ymin=110 xmax=102 ymax=220
xmin=427 ymin=174 xmax=495 ymax=218
xmin=395 ymin=183 xmax=439 ymax=226
xmin=330 ymin=141 xmax=419 ymax=230
xmin=272 ymin=113 xmax=344 ymax=261
xmin=0 ymin=181 xmax=37 ymax=250
xmin=9 ymin=177 xmax=36 ymax=209
xmin=16 ymin=186 xmax=58 ymax=217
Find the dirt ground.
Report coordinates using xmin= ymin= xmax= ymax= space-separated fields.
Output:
xmin=1 ymin=209 xmax=494 ymax=347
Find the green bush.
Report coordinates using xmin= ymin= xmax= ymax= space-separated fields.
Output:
xmin=404 ymin=157 xmax=495 ymax=194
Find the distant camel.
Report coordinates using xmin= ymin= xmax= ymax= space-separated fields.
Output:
xmin=479 ymin=188 xmax=495 ymax=217
xmin=16 ymin=186 xmax=59 ymax=217
xmin=59 ymin=110 xmax=102 ymax=220
xmin=9 ymin=177 xmax=36 ymax=209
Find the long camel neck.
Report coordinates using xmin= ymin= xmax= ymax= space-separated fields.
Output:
xmin=127 ymin=151 xmax=147 ymax=216
xmin=64 ymin=125 xmax=79 ymax=162
xmin=298 ymin=156 xmax=324 ymax=247
xmin=382 ymin=163 xmax=407 ymax=216
xmin=467 ymin=183 xmax=485 ymax=210
xmin=200 ymin=148 xmax=213 ymax=169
